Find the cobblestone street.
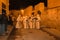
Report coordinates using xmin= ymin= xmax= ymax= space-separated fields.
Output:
xmin=8 ymin=29 xmax=56 ymax=40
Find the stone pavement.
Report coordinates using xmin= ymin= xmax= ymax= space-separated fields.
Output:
xmin=41 ymin=28 xmax=60 ymax=40
xmin=8 ymin=29 xmax=56 ymax=40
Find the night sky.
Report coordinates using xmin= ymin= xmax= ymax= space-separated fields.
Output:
xmin=9 ymin=0 xmax=47 ymax=10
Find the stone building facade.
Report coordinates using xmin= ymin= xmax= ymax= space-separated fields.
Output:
xmin=0 ymin=0 xmax=9 ymax=16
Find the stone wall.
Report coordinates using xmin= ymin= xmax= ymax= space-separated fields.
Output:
xmin=35 ymin=1 xmax=60 ymax=30
xmin=24 ymin=6 xmax=33 ymax=16
xmin=48 ymin=0 xmax=60 ymax=8
xmin=0 ymin=0 xmax=9 ymax=16
xmin=41 ymin=7 xmax=60 ymax=30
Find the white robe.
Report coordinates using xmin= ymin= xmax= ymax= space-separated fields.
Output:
xmin=16 ymin=15 xmax=23 ymax=28
xmin=28 ymin=17 xmax=33 ymax=29
xmin=36 ymin=15 xmax=41 ymax=29
xmin=23 ymin=16 xmax=28 ymax=29
xmin=32 ymin=16 xmax=36 ymax=29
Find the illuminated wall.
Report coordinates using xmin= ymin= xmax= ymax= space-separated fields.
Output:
xmin=34 ymin=1 xmax=60 ymax=30
xmin=35 ymin=2 xmax=44 ymax=13
xmin=46 ymin=0 xmax=60 ymax=29
xmin=24 ymin=6 xmax=33 ymax=16
xmin=48 ymin=0 xmax=60 ymax=8
xmin=0 ymin=0 xmax=9 ymax=16
xmin=0 ymin=0 xmax=2 ymax=14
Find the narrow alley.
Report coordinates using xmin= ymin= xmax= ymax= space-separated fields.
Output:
xmin=0 ymin=0 xmax=60 ymax=40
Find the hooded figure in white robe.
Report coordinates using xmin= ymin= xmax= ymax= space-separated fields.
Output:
xmin=36 ymin=11 xmax=41 ymax=29
xmin=16 ymin=15 xmax=23 ymax=29
xmin=29 ymin=12 xmax=36 ymax=29
xmin=28 ymin=16 xmax=33 ymax=29
xmin=23 ymin=16 xmax=28 ymax=29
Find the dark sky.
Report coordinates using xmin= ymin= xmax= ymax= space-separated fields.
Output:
xmin=9 ymin=0 xmax=47 ymax=10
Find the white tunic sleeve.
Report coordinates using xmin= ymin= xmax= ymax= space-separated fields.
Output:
xmin=17 ymin=15 xmax=21 ymax=22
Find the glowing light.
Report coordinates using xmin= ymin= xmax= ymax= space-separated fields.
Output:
xmin=20 ymin=9 xmax=24 ymax=14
